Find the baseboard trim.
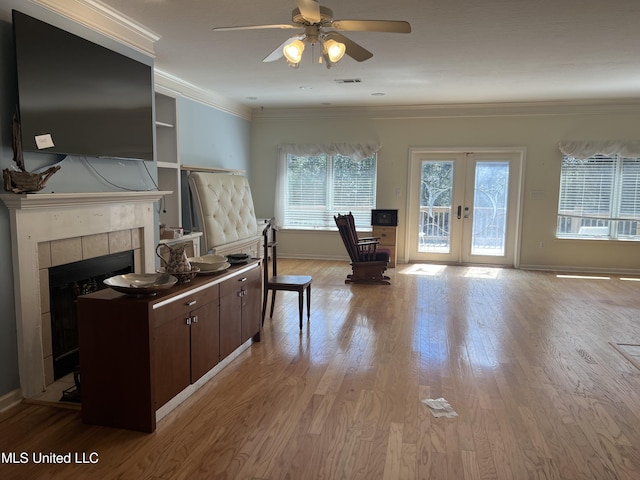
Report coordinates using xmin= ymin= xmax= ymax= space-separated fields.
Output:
xmin=278 ymin=253 xmax=348 ymax=261
xmin=0 ymin=389 xmax=23 ymax=413
xmin=520 ymin=264 xmax=640 ymax=275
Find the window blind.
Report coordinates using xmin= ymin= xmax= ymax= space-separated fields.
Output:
xmin=557 ymin=154 xmax=640 ymax=240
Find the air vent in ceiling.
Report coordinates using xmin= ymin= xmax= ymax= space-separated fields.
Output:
xmin=334 ymin=78 xmax=362 ymax=84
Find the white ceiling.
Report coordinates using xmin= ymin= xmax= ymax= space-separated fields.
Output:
xmin=12 ymin=0 xmax=640 ymax=109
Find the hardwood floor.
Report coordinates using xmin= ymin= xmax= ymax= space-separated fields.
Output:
xmin=2 ymin=260 xmax=640 ymax=479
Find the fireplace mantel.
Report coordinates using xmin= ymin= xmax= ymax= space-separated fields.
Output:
xmin=0 ymin=191 xmax=168 ymax=210
xmin=1 ymin=190 xmax=170 ymax=398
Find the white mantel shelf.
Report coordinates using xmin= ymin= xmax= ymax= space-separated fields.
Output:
xmin=0 ymin=190 xmax=171 ymax=210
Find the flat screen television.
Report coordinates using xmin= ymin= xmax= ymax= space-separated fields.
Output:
xmin=12 ymin=10 xmax=154 ymax=161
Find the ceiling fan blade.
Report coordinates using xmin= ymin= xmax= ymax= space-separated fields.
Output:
xmin=213 ymin=24 xmax=300 ymax=32
xmin=331 ymin=19 xmax=411 ymax=34
xmin=297 ymin=0 xmax=321 ymax=23
xmin=325 ymin=31 xmax=373 ymax=62
xmin=263 ymin=35 xmax=305 ymax=62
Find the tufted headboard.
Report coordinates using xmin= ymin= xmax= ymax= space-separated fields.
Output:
xmin=188 ymin=172 xmax=259 ymax=254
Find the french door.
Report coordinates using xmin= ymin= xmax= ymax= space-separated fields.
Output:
xmin=406 ymin=149 xmax=524 ymax=266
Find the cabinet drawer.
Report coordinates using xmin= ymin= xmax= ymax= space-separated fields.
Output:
xmin=154 ymin=285 xmax=219 ymax=327
xmin=373 ymin=226 xmax=396 ymax=245
xmin=220 ymin=268 xmax=258 ymax=298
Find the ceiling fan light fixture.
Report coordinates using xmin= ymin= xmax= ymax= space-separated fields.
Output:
xmin=283 ymin=39 xmax=305 ymax=67
xmin=324 ymin=39 xmax=346 ymax=63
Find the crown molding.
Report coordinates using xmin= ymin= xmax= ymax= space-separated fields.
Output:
xmin=29 ymin=0 xmax=160 ymax=56
xmin=251 ymin=98 xmax=640 ymax=121
xmin=154 ymin=70 xmax=253 ymax=121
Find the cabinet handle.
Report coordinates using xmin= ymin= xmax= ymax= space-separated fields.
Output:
xmin=186 ymin=317 xmax=192 ymax=325
xmin=186 ymin=300 xmax=197 ymax=306
xmin=238 ymin=277 xmax=247 ymax=282
xmin=192 ymin=315 xmax=198 ymax=324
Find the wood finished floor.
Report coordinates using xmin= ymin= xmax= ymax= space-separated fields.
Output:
xmin=2 ymin=260 xmax=640 ymax=479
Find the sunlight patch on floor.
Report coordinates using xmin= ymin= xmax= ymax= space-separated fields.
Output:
xmin=400 ymin=264 xmax=447 ymax=276
xmin=463 ymin=267 xmax=501 ymax=279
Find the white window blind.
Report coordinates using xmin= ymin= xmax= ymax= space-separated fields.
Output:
xmin=557 ymin=154 xmax=640 ymax=240
xmin=283 ymin=153 xmax=377 ymax=229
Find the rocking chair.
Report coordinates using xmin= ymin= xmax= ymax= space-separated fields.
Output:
xmin=334 ymin=213 xmax=390 ymax=285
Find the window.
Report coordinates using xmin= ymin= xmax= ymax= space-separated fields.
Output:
xmin=275 ymin=144 xmax=379 ymax=230
xmin=557 ymin=153 xmax=640 ymax=240
xmin=284 ymin=153 xmax=377 ymax=229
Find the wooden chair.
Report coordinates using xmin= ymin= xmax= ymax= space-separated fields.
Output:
xmin=334 ymin=212 xmax=391 ymax=285
xmin=262 ymin=218 xmax=312 ymax=330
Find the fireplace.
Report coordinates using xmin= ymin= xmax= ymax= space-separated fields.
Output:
xmin=49 ymin=250 xmax=134 ymax=381
xmin=0 ymin=191 xmax=167 ymax=399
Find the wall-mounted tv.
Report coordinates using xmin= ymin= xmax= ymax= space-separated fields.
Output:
xmin=12 ymin=10 xmax=154 ymax=161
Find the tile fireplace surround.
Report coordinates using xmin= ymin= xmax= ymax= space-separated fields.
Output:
xmin=0 ymin=191 xmax=167 ymax=399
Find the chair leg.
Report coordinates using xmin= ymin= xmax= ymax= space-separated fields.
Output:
xmin=297 ymin=291 xmax=304 ymax=330
xmin=261 ymin=289 xmax=268 ymax=326
xmin=269 ymin=290 xmax=277 ymax=318
xmin=306 ymin=285 xmax=311 ymax=320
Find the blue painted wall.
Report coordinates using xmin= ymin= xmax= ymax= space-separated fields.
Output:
xmin=178 ymin=98 xmax=251 ymax=173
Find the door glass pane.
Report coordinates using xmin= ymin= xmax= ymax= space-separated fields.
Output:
xmin=471 ymin=162 xmax=509 ymax=256
xmin=419 ymin=160 xmax=453 ymax=253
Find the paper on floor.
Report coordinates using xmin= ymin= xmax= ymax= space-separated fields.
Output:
xmin=421 ymin=397 xmax=458 ymax=418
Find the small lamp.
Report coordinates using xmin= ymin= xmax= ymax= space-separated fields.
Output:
xmin=324 ymin=39 xmax=346 ymax=63
xmin=283 ymin=39 xmax=305 ymax=68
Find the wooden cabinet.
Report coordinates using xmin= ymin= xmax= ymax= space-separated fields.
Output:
xmin=78 ymin=261 xmax=260 ymax=432
xmin=372 ymin=226 xmax=398 ymax=267
xmin=219 ymin=265 xmax=261 ymax=359
xmin=152 ymin=286 xmax=220 ymax=409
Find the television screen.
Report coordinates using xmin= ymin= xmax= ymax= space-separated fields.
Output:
xmin=12 ymin=10 xmax=154 ymax=161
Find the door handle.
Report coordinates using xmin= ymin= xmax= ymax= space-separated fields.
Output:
xmin=457 ymin=205 xmax=462 ymax=219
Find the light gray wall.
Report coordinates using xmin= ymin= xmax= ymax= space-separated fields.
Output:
xmin=250 ymin=105 xmax=640 ymax=271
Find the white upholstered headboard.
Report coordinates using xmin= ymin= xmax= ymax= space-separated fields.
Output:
xmin=188 ymin=172 xmax=259 ymax=253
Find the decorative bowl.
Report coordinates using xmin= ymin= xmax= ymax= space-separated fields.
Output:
xmin=104 ymin=273 xmax=177 ymax=296
xmin=226 ymin=253 xmax=251 ymax=265
xmin=196 ymin=262 xmax=231 ymax=275
xmin=188 ymin=254 xmax=228 ymax=272
xmin=158 ymin=266 xmax=200 ymax=284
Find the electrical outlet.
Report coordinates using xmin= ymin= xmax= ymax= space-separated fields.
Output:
xmin=539 ymin=241 xmax=545 ymax=248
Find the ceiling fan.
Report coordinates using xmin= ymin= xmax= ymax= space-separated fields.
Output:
xmin=212 ymin=0 xmax=411 ymax=68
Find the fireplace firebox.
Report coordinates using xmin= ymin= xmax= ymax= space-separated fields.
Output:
xmin=49 ymin=250 xmax=134 ymax=382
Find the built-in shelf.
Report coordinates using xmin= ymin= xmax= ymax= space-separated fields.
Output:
xmin=157 ymin=161 xmax=180 ymax=169
xmin=155 ymin=91 xmax=181 ymax=228
xmin=180 ymin=164 xmax=245 ymax=175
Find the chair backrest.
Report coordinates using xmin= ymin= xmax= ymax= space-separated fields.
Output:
xmin=262 ymin=218 xmax=279 ymax=282
xmin=334 ymin=213 xmax=361 ymax=262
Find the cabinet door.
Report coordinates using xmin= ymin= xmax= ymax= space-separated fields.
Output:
xmin=219 ymin=288 xmax=242 ymax=360
xmin=241 ymin=266 xmax=262 ymax=343
xmin=190 ymin=301 xmax=220 ymax=382
xmin=153 ymin=314 xmax=191 ymax=409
